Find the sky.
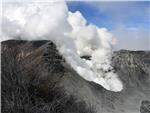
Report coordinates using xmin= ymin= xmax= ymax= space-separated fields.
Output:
xmin=2 ymin=1 xmax=123 ymax=91
xmin=67 ymin=1 xmax=150 ymax=50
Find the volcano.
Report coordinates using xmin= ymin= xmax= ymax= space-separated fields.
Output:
xmin=1 ymin=40 xmax=150 ymax=113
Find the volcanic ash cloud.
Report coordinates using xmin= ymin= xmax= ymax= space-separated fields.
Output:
xmin=2 ymin=1 xmax=123 ymax=92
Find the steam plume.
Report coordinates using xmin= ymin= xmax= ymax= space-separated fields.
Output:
xmin=1 ymin=1 xmax=123 ymax=92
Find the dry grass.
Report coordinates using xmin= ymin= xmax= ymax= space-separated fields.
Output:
xmin=1 ymin=43 xmax=97 ymax=113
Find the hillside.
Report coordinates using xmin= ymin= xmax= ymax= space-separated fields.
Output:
xmin=1 ymin=40 xmax=150 ymax=113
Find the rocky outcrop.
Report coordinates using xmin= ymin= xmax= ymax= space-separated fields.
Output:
xmin=140 ymin=100 xmax=150 ymax=113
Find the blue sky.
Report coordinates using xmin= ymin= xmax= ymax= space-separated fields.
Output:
xmin=67 ymin=1 xmax=150 ymax=50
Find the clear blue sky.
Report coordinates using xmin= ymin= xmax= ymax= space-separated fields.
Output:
xmin=67 ymin=1 xmax=150 ymax=50
xmin=67 ymin=1 xmax=149 ymax=30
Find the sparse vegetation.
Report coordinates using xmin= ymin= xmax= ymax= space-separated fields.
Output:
xmin=1 ymin=43 xmax=97 ymax=113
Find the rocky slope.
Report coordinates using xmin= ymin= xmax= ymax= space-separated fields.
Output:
xmin=1 ymin=40 xmax=150 ymax=113
xmin=140 ymin=100 xmax=150 ymax=113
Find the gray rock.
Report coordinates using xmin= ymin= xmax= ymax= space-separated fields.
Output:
xmin=140 ymin=101 xmax=150 ymax=113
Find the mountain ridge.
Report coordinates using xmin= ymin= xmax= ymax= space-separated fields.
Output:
xmin=1 ymin=40 xmax=150 ymax=113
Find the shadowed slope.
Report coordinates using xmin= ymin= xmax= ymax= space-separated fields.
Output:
xmin=1 ymin=40 xmax=96 ymax=113
xmin=1 ymin=40 xmax=150 ymax=113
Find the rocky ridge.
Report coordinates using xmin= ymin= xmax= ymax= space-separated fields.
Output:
xmin=1 ymin=40 xmax=150 ymax=113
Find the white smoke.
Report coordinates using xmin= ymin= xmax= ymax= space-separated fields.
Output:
xmin=1 ymin=1 xmax=123 ymax=92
